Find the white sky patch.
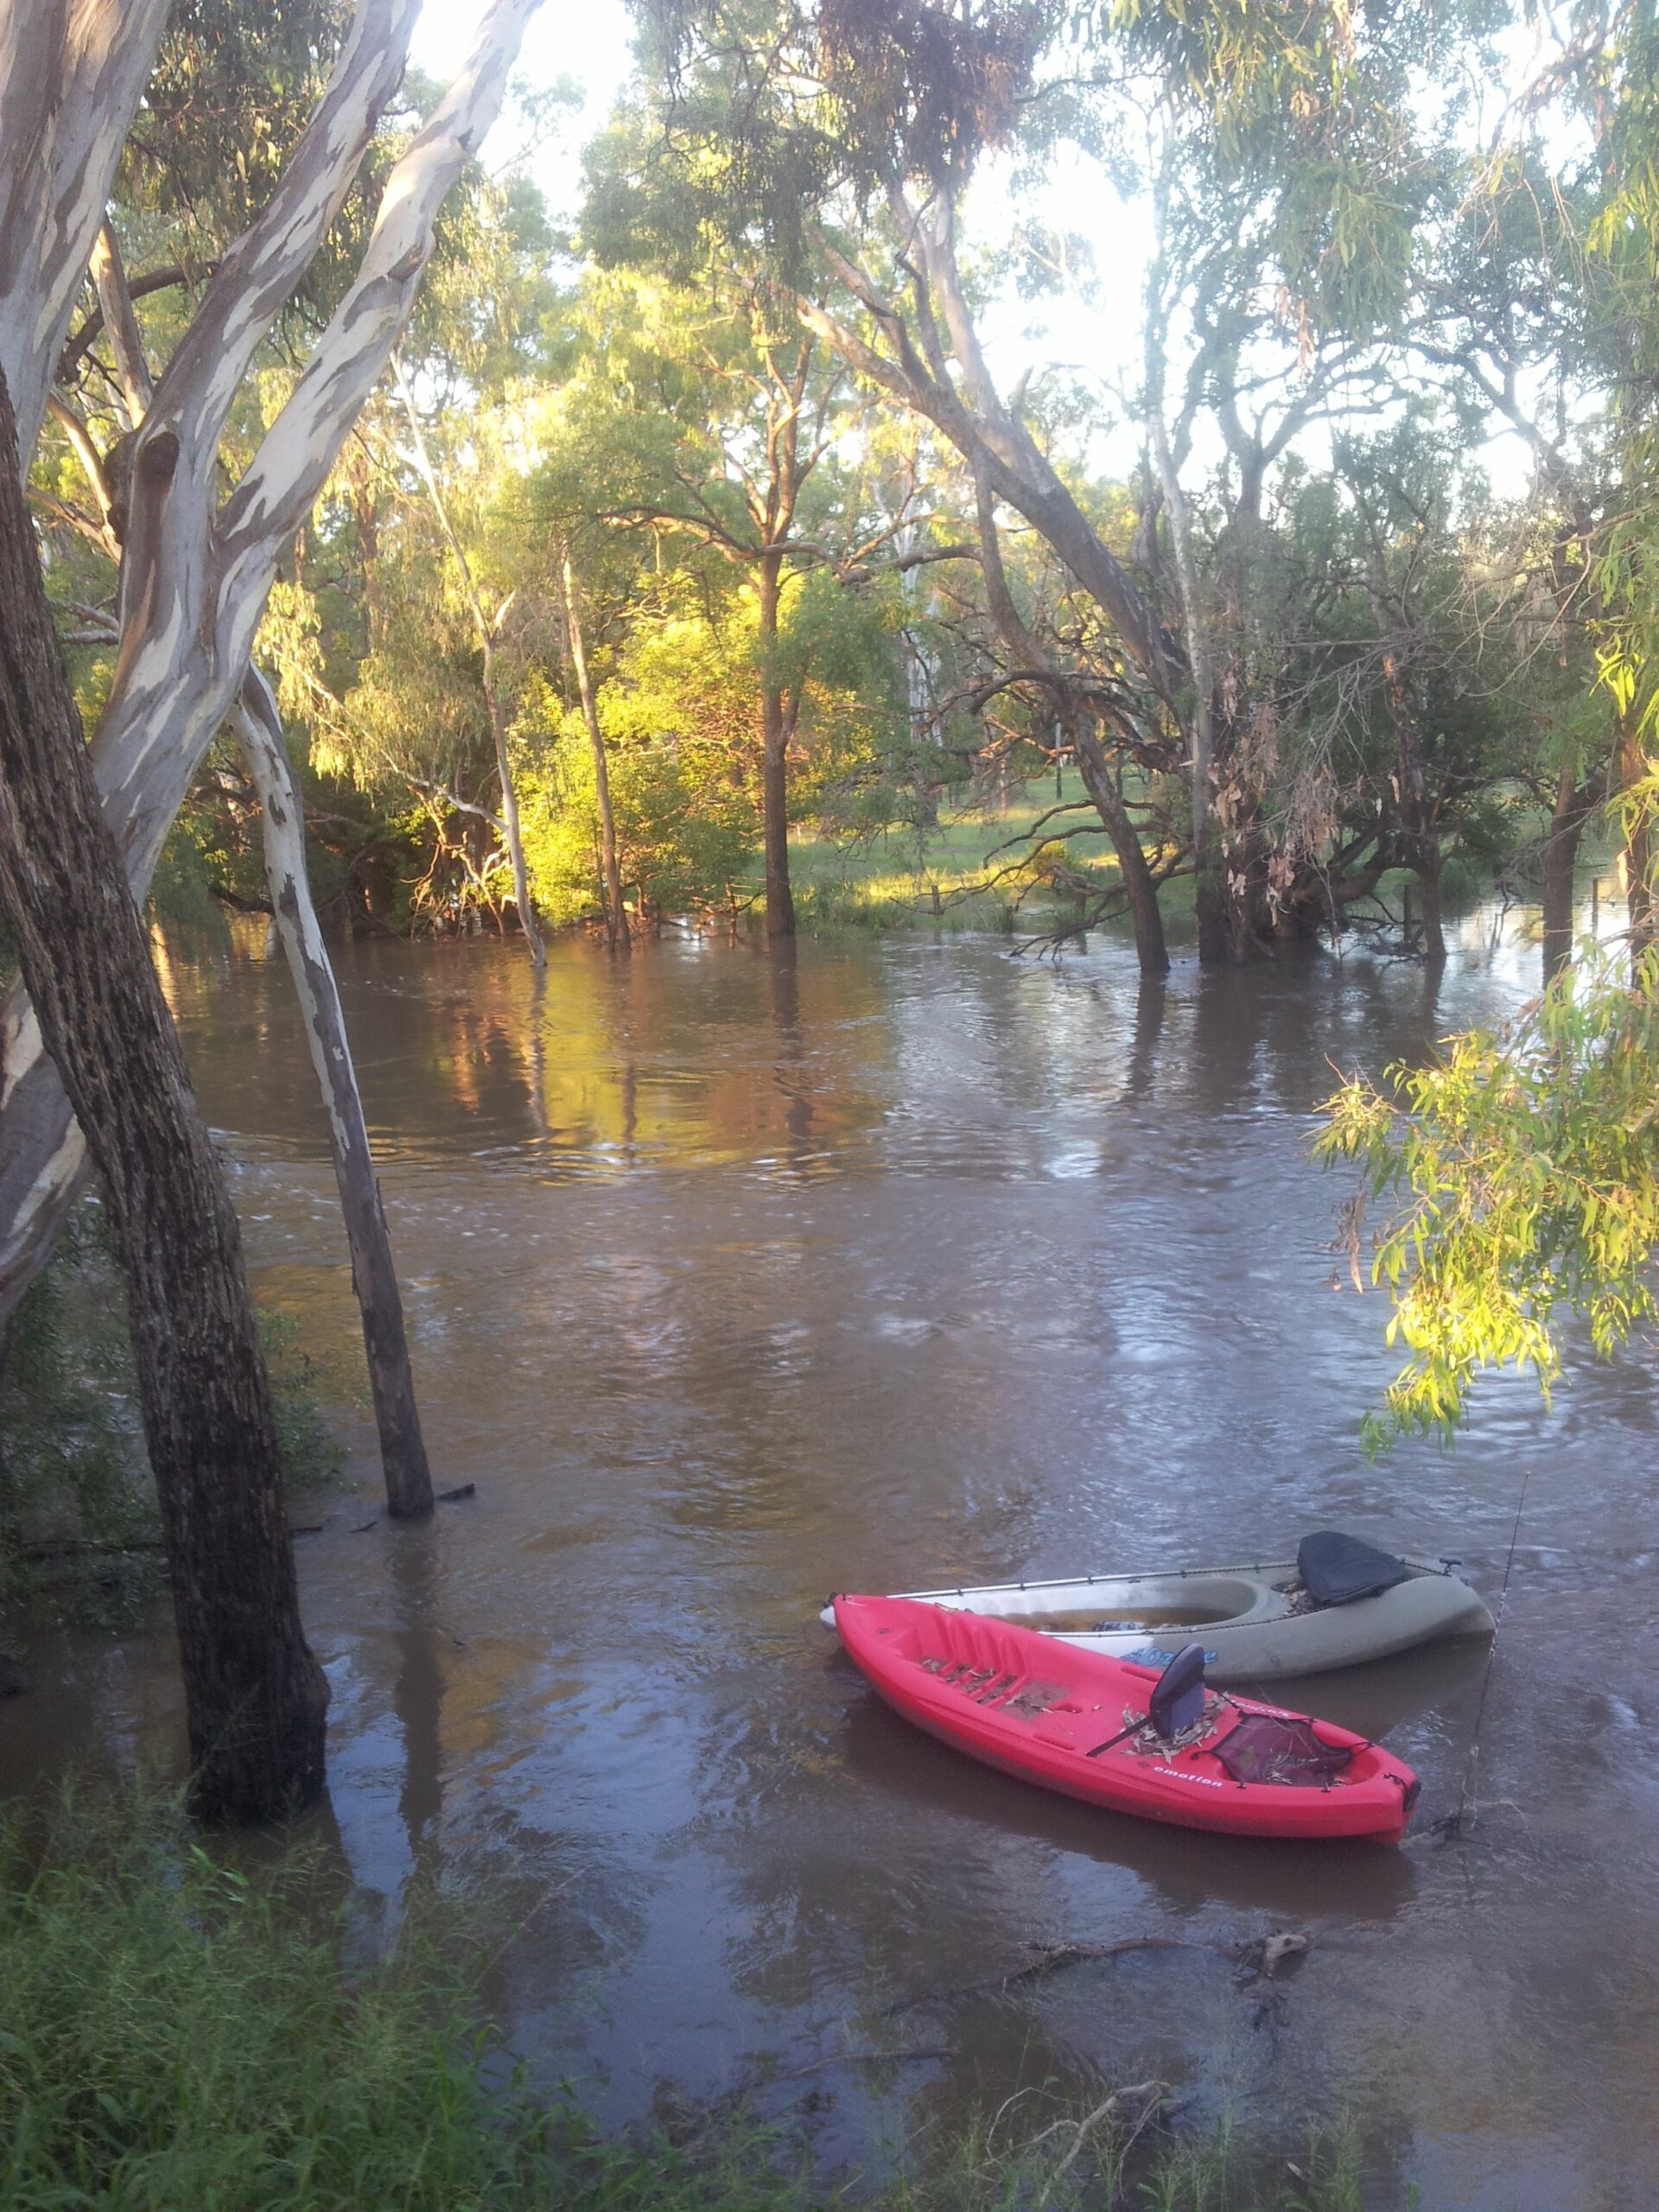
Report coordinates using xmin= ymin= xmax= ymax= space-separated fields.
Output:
xmin=413 ymin=0 xmax=634 ymax=220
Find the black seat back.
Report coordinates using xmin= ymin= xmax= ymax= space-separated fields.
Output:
xmin=1147 ymin=1642 xmax=1207 ymax=1738
xmin=1297 ymin=1529 xmax=1409 ymax=1607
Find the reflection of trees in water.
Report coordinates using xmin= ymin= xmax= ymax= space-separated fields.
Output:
xmin=510 ymin=938 xmax=889 ymax=1171
xmin=1124 ymin=974 xmax=1165 ymax=1101
xmin=389 ymin=1524 xmax=445 ymax=1876
xmin=767 ymin=941 xmax=816 ymax=1171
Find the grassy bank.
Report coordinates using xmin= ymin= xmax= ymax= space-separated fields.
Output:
xmin=0 ymin=1789 xmax=1386 ymax=2211
xmin=791 ymin=789 xmax=1125 ymax=935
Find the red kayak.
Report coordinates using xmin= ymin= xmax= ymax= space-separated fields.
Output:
xmin=834 ymin=1593 xmax=1421 ymax=1842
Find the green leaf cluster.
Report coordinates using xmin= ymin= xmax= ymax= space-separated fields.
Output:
xmin=1317 ymin=947 xmax=1659 ymax=1445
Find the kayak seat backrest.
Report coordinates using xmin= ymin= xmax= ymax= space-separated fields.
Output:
xmin=1297 ymin=1530 xmax=1410 ymax=1607
xmin=1148 ymin=1642 xmax=1208 ymax=1738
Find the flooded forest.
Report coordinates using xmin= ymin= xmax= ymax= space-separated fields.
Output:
xmin=4 ymin=3 xmax=1659 ymax=2209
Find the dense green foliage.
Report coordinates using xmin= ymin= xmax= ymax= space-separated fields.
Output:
xmin=1319 ymin=950 xmax=1659 ymax=1443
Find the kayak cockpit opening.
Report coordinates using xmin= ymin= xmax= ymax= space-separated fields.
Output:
xmin=1211 ymin=1714 xmax=1356 ymax=1788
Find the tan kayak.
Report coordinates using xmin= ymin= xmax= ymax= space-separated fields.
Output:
xmin=817 ymin=1531 xmax=1494 ymax=1684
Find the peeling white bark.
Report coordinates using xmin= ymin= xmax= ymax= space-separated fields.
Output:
xmin=0 ymin=0 xmax=545 ymax=1322
xmin=0 ymin=0 xmax=171 ymax=466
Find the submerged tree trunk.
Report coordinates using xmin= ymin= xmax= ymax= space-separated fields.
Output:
xmin=234 ymin=673 xmax=435 ymax=1520
xmin=1414 ymin=851 xmax=1446 ymax=965
xmin=973 ymin=469 xmax=1167 ymax=976
xmin=1146 ymin=382 xmax=1224 ymax=963
xmin=1541 ymin=762 xmax=1595 ymax=985
xmin=757 ymin=554 xmax=797 ymax=939
xmin=561 ymin=547 xmax=627 ymax=953
xmin=0 ymin=367 xmax=327 ymax=1821
xmin=1071 ymin=733 xmax=1169 ymax=976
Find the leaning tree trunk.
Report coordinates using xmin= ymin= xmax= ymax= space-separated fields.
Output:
xmin=973 ymin=467 xmax=1168 ymax=976
xmin=0 ymin=0 xmax=543 ymax=1328
xmin=75 ymin=220 xmax=435 ymax=1524
xmin=235 ymin=672 xmax=434 ymax=1519
xmin=0 ymin=367 xmax=327 ymax=1821
xmin=561 ymin=546 xmax=628 ymax=952
xmin=1073 ymin=728 xmax=1170 ymax=975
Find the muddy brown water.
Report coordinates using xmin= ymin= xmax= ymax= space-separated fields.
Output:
xmin=4 ymin=916 xmax=1657 ymax=2208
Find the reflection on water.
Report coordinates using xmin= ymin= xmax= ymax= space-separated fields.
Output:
xmin=6 ymin=911 xmax=1659 ymax=2209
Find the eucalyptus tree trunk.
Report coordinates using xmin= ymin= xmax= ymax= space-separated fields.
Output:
xmin=0 ymin=0 xmax=543 ymax=1328
xmin=796 ymin=192 xmax=1194 ymax=950
xmin=1144 ymin=199 xmax=1227 ymax=966
xmin=235 ymin=673 xmax=434 ymax=1520
xmin=1071 ymin=733 xmax=1170 ymax=975
xmin=0 ymin=0 xmax=172 ymax=464
xmin=561 ymin=546 xmax=628 ymax=952
xmin=974 ymin=470 xmax=1168 ymax=976
xmin=394 ymin=355 xmax=543 ymax=966
xmin=0 ymin=366 xmax=327 ymax=1821
xmin=1414 ymin=851 xmax=1446 ymax=965
xmin=71 ymin=226 xmax=435 ymax=1521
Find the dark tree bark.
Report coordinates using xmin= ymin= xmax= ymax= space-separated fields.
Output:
xmin=1541 ymin=761 xmax=1597 ymax=985
xmin=758 ymin=553 xmax=798 ymax=939
xmin=0 ymin=367 xmax=327 ymax=1821
xmin=1414 ymin=850 xmax=1446 ymax=965
xmin=1072 ymin=732 xmax=1170 ymax=976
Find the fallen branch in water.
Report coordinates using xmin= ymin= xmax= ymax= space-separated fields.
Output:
xmin=1029 ymin=2079 xmax=1167 ymax=2206
xmin=750 ymin=2044 xmax=950 ymax=2087
xmin=687 ymin=2043 xmax=948 ymax=2133
xmin=17 ymin=1522 xmax=325 ymax=1560
xmin=887 ymin=1929 xmax=1311 ymax=2013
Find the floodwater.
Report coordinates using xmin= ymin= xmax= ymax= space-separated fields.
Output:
xmin=4 ymin=909 xmax=1658 ymax=2209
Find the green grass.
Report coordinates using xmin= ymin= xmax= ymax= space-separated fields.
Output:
xmin=0 ymin=1788 xmax=1398 ymax=2211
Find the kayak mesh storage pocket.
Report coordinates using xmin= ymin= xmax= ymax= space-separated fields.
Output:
xmin=1213 ymin=1714 xmax=1356 ymax=1788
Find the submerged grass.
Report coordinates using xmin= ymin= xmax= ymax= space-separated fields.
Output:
xmin=0 ymin=1195 xmax=347 ymax=1630
xmin=791 ymin=795 xmax=1122 ymax=935
xmin=0 ymin=1788 xmax=1399 ymax=2211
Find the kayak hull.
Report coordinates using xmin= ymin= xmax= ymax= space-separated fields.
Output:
xmin=834 ymin=1593 xmax=1421 ymax=1842
xmin=819 ymin=1555 xmax=1491 ymax=1683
